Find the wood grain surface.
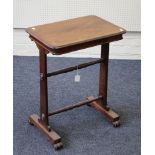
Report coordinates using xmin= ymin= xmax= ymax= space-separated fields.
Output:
xmin=26 ymin=15 xmax=126 ymax=49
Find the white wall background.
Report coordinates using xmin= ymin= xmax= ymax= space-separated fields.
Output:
xmin=13 ymin=0 xmax=141 ymax=59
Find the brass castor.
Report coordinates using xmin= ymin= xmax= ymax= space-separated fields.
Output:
xmin=54 ymin=142 xmax=63 ymax=150
xmin=112 ymin=120 xmax=120 ymax=127
xmin=28 ymin=119 xmax=34 ymax=126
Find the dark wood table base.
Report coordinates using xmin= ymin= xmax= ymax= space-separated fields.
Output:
xmin=86 ymin=96 xmax=120 ymax=127
xmin=28 ymin=96 xmax=120 ymax=150
xmin=28 ymin=114 xmax=63 ymax=150
xmin=27 ymin=44 xmax=121 ymax=150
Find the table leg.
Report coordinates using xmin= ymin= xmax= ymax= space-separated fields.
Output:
xmin=99 ymin=43 xmax=109 ymax=108
xmin=39 ymin=49 xmax=49 ymax=126
xmin=87 ymin=43 xmax=120 ymax=127
xmin=28 ymin=45 xmax=63 ymax=150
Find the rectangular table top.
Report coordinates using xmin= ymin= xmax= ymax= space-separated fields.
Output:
xmin=26 ymin=15 xmax=126 ymax=51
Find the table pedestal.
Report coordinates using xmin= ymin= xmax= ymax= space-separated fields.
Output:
xmin=28 ymin=43 xmax=120 ymax=150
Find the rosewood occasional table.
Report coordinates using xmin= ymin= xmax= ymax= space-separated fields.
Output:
xmin=26 ymin=15 xmax=126 ymax=150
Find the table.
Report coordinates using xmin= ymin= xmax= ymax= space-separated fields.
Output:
xmin=26 ymin=15 xmax=126 ymax=150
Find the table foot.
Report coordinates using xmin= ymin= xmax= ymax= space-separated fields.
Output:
xmin=86 ymin=96 xmax=120 ymax=127
xmin=28 ymin=114 xmax=63 ymax=150
xmin=112 ymin=120 xmax=120 ymax=127
xmin=54 ymin=142 xmax=63 ymax=150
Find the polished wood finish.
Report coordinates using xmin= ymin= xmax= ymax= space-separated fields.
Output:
xmin=26 ymin=15 xmax=126 ymax=150
xmin=86 ymin=96 xmax=120 ymax=126
xmin=29 ymin=114 xmax=63 ymax=150
xmin=99 ymin=43 xmax=109 ymax=107
xmin=48 ymin=96 xmax=102 ymax=116
xmin=39 ymin=48 xmax=49 ymax=127
xmin=30 ymin=34 xmax=122 ymax=55
xmin=26 ymin=15 xmax=125 ymax=49
xmin=26 ymin=15 xmax=125 ymax=55
xmin=47 ymin=58 xmax=104 ymax=77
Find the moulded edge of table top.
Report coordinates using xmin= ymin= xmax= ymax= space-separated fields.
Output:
xmin=26 ymin=15 xmax=126 ymax=50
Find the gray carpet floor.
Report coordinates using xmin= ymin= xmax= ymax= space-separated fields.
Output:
xmin=13 ymin=56 xmax=141 ymax=155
